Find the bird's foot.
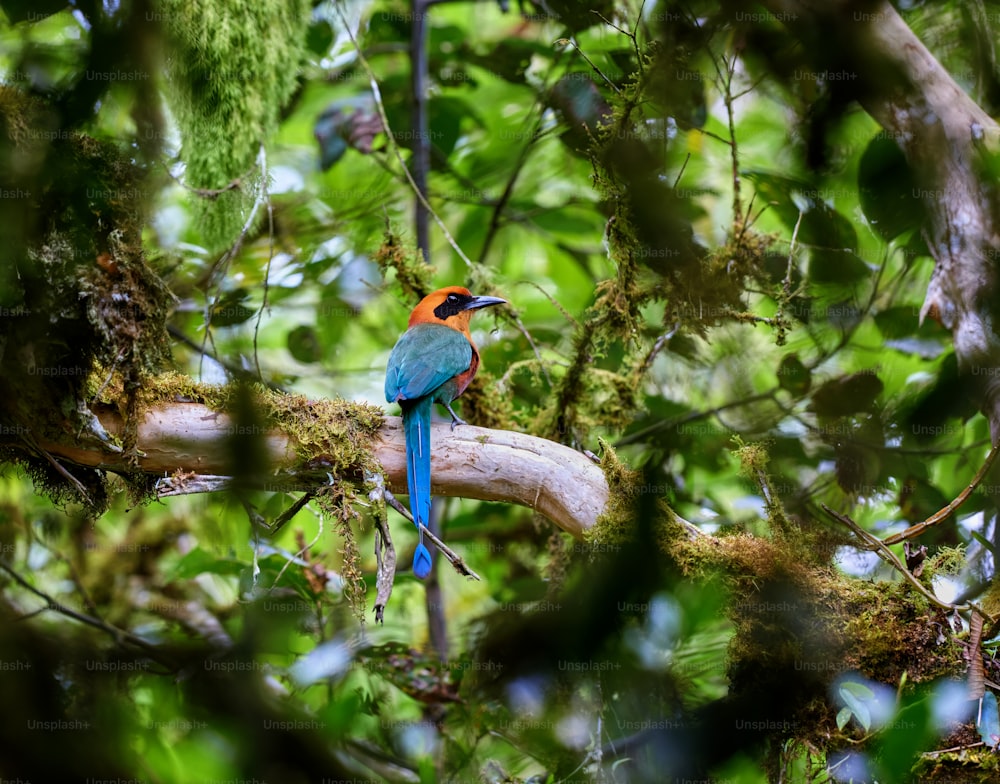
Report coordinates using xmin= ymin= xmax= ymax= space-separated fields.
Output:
xmin=444 ymin=402 xmax=468 ymax=430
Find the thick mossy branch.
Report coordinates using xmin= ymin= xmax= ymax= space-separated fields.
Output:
xmin=583 ymin=459 xmax=963 ymax=759
xmin=120 ymin=373 xmax=386 ymax=480
xmin=261 ymin=390 xmax=384 ymax=477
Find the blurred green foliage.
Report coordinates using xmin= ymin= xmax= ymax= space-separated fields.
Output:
xmin=0 ymin=0 xmax=997 ymax=781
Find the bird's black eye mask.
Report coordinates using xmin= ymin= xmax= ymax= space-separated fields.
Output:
xmin=433 ymin=293 xmax=475 ymax=320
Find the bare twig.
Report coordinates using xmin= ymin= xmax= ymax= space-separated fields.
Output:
xmin=383 ymin=489 xmax=482 ymax=580
xmin=418 ymin=521 xmax=481 ymax=581
xmin=507 ymin=311 xmax=552 ymax=389
xmin=882 ymin=443 xmax=1000 ymax=545
xmin=636 ymin=326 xmax=678 ymax=379
xmin=558 ymin=37 xmax=622 ymax=94
xmin=253 ymin=144 xmax=275 ymax=382
xmin=270 ymin=493 xmax=325 ymax=591
xmin=821 ymin=504 xmax=970 ymax=613
xmin=255 ymin=490 xmax=317 ymax=537
xmin=0 ymin=561 xmax=173 ymax=665
xmin=20 ymin=432 xmax=93 ymax=505
xmin=411 ymin=0 xmax=431 ymax=258
xmin=201 ymin=144 xmax=270 ymax=378
xmin=615 ymin=388 xmax=781 ymax=447
xmin=166 ymin=325 xmax=285 ymax=392
xmin=332 ymin=2 xmax=477 ymax=269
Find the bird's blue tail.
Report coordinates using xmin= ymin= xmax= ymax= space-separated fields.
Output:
xmin=403 ymin=397 xmax=434 ymax=578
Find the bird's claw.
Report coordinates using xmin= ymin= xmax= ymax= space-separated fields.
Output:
xmin=444 ymin=402 xmax=468 ymax=429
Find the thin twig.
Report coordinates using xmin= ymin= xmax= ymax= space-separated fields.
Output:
xmin=269 ymin=489 xmax=325 ymax=591
xmin=253 ymin=144 xmax=275 ymax=382
xmin=636 ymin=325 xmax=678 ymax=379
xmin=167 ymin=325 xmax=285 ymax=392
xmin=522 ymin=281 xmax=578 ymax=327
xmin=559 ymin=37 xmax=622 ymax=94
xmin=383 ymin=489 xmax=481 ymax=580
xmin=418 ymin=521 xmax=481 ymax=581
xmin=723 ymin=55 xmax=742 ymax=221
xmin=332 ymin=2 xmax=477 ymax=268
xmin=672 ymin=152 xmax=691 ymax=189
xmin=820 ymin=504 xmax=972 ymax=613
xmin=883 ymin=443 xmax=1000 ymax=545
xmin=19 ymin=433 xmax=93 ymax=505
xmin=614 ymin=388 xmax=781 ymax=447
xmin=157 ymin=155 xmax=246 ymax=199
xmin=411 ymin=0 xmax=431 ymax=258
xmin=89 ymin=345 xmax=127 ymax=405
xmin=478 ymin=113 xmax=541 ymax=264
xmin=0 ymin=561 xmax=172 ymax=665
xmin=255 ymin=490 xmax=317 ymax=537
xmin=200 ymin=144 xmax=270 ymax=378
xmin=508 ymin=312 xmax=552 ymax=388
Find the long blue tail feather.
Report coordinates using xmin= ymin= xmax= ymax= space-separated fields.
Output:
xmin=403 ymin=397 xmax=434 ymax=578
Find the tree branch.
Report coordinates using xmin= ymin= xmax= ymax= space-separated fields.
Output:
xmin=24 ymin=402 xmax=608 ymax=539
xmin=759 ymin=0 xmax=1000 ymax=437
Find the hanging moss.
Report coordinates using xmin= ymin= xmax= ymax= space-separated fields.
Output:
xmin=316 ymin=484 xmax=368 ymax=624
xmin=374 ymin=230 xmax=435 ymax=300
xmin=158 ymin=0 xmax=310 ymax=248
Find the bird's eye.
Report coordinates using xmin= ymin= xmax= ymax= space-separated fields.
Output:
xmin=447 ymin=294 xmax=459 ymax=303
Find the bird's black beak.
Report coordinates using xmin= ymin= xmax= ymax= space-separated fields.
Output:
xmin=464 ymin=294 xmax=507 ymax=311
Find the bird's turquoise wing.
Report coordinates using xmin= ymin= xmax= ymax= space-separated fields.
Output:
xmin=385 ymin=323 xmax=473 ymax=403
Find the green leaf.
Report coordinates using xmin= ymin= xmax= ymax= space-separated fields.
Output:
xmin=777 ymin=354 xmax=811 ymax=395
xmin=287 ymin=325 xmax=323 ymax=363
xmin=840 ymin=679 xmax=875 ymax=700
xmin=873 ymin=306 xmax=919 ymax=340
xmin=427 ymin=96 xmax=476 ymax=159
xmin=742 ymin=169 xmax=858 ymax=251
xmin=306 ymin=20 xmax=335 ymax=56
xmin=838 ymin=681 xmax=873 ymax=731
xmin=858 ymin=134 xmax=926 ymax=244
xmin=811 ymin=372 xmax=883 ymax=417
xmin=168 ymin=547 xmax=246 ymax=581
xmin=211 ymin=289 xmax=256 ymax=327
xmin=878 ymin=697 xmax=932 ymax=779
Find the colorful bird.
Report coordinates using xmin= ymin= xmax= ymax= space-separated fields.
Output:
xmin=385 ymin=286 xmax=507 ymax=578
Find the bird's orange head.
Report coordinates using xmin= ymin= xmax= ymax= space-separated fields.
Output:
xmin=407 ymin=286 xmax=506 ymax=337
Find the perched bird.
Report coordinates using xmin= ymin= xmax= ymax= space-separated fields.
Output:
xmin=384 ymin=286 xmax=507 ymax=578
